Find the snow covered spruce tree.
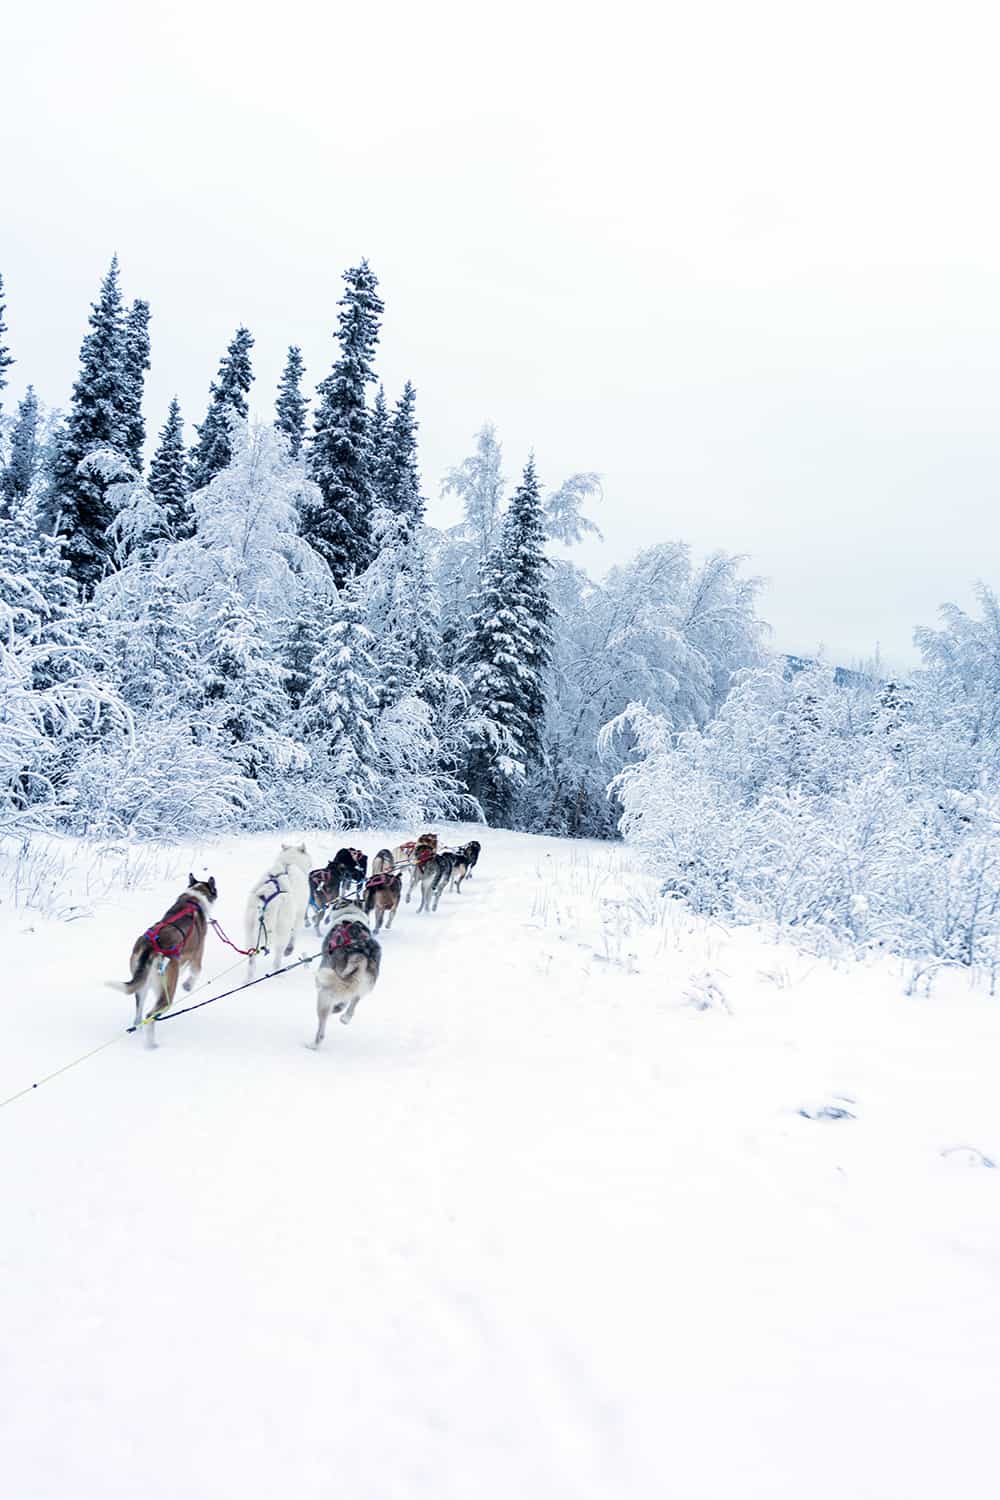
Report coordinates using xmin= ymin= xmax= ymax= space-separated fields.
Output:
xmin=120 ymin=299 xmax=151 ymax=471
xmin=298 ymin=589 xmax=382 ymax=824
xmin=188 ymin=326 xmax=255 ymax=490
xmin=372 ymin=381 xmax=424 ymax=541
xmin=48 ymin=257 xmax=134 ymax=592
xmin=148 ymin=397 xmax=193 ymax=539
xmin=1 ymin=386 xmax=39 ymax=515
xmin=304 ymin=260 xmax=384 ymax=587
xmin=461 ymin=456 xmax=553 ymax=823
xmin=369 ymin=384 xmax=389 ymax=492
xmin=0 ymin=493 xmax=124 ymax=831
xmin=274 ymin=345 xmax=308 ymax=459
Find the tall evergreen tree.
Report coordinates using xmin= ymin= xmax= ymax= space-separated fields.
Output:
xmin=0 ymin=272 xmax=13 ymax=404
xmin=49 ymin=257 xmax=128 ymax=593
xmin=201 ymin=587 xmax=290 ymax=783
xmin=369 ymin=384 xmax=389 ymax=499
xmin=148 ymin=397 xmax=193 ymax=539
xmin=189 ymin=326 xmax=255 ymax=490
xmin=298 ymin=591 xmax=382 ymax=819
xmin=461 ymin=456 xmax=553 ymax=822
xmin=274 ymin=345 xmax=308 ymax=458
xmin=1 ymin=386 xmax=39 ymax=515
xmin=0 ymin=502 xmax=76 ymax=644
xmin=120 ymin=299 xmax=151 ymax=471
xmin=379 ymin=381 xmax=424 ymax=541
xmin=304 ymin=260 xmax=383 ymax=588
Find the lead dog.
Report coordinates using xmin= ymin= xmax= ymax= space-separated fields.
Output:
xmin=450 ymin=840 xmax=482 ymax=893
xmin=109 ymin=875 xmax=218 ymax=1034
xmin=363 ymin=870 xmax=402 ymax=933
xmin=312 ymin=903 xmax=382 ymax=1046
xmin=245 ymin=842 xmax=312 ymax=978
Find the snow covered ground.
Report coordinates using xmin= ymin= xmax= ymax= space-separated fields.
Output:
xmin=2 ymin=826 xmax=999 ymax=1499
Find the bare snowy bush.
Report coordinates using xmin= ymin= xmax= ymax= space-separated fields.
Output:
xmin=609 ymin=598 xmax=1000 ymax=968
xmin=0 ymin=834 xmax=174 ymax=921
xmin=61 ymin=720 xmax=260 ymax=839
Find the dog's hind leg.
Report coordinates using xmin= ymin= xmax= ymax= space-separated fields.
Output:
xmin=143 ymin=964 xmax=173 ymax=1047
xmin=313 ymin=985 xmax=334 ymax=1047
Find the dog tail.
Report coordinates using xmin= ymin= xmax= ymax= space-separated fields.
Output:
xmin=108 ymin=943 xmax=154 ymax=995
xmin=340 ymin=934 xmax=381 ymax=982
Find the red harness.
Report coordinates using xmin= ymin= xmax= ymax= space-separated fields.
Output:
xmin=415 ymin=847 xmax=436 ymax=868
xmin=144 ymin=903 xmax=200 ymax=958
xmin=326 ymin=920 xmax=368 ymax=952
xmin=365 ymin=873 xmax=398 ymax=892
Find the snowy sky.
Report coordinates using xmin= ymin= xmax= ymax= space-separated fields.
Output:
xmin=4 ymin=0 xmax=999 ymax=669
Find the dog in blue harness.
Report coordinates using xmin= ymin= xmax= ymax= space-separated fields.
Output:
xmin=244 ymin=842 xmax=313 ymax=978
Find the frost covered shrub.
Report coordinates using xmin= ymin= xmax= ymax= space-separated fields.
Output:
xmin=610 ymin=595 xmax=1000 ymax=969
xmin=60 ymin=720 xmax=260 ymax=839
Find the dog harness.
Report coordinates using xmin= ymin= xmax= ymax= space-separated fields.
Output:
xmin=144 ymin=903 xmax=200 ymax=958
xmin=325 ymin=920 xmax=368 ymax=953
xmin=364 ymin=873 xmax=399 ymax=892
xmin=415 ymin=847 xmax=436 ymax=868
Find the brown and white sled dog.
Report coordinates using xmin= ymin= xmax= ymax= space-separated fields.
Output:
xmin=401 ymin=833 xmax=439 ymax=903
xmin=109 ymin=875 xmax=218 ymax=1034
xmin=363 ymin=869 xmax=402 ymax=933
xmin=311 ymin=904 xmax=382 ymax=1046
xmin=245 ymin=842 xmax=312 ymax=979
xmin=412 ymin=850 xmax=455 ymax=913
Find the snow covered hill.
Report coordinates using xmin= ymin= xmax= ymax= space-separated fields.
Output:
xmin=2 ymin=826 xmax=999 ymax=1499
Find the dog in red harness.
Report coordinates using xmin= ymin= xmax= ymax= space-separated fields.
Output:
xmin=363 ymin=869 xmax=402 ymax=934
xmin=311 ymin=903 xmax=382 ymax=1046
xmin=109 ymin=875 xmax=218 ymax=1031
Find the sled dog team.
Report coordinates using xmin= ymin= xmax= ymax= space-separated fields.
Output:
xmin=111 ymin=834 xmax=482 ymax=1048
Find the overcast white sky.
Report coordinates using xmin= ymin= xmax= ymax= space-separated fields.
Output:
xmin=4 ymin=0 xmax=998 ymax=667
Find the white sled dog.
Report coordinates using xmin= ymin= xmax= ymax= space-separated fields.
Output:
xmin=311 ymin=902 xmax=382 ymax=1046
xmin=245 ymin=842 xmax=312 ymax=979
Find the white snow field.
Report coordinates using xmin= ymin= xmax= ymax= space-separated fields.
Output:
xmin=2 ymin=826 xmax=999 ymax=1500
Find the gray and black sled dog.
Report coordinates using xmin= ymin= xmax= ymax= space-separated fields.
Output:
xmin=245 ymin=842 xmax=312 ymax=979
xmin=312 ymin=902 xmax=382 ymax=1046
xmin=412 ymin=849 xmax=455 ymax=913
xmin=108 ymin=875 xmax=218 ymax=1034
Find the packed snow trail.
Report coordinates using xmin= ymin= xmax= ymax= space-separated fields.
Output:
xmin=2 ymin=827 xmax=999 ymax=1499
